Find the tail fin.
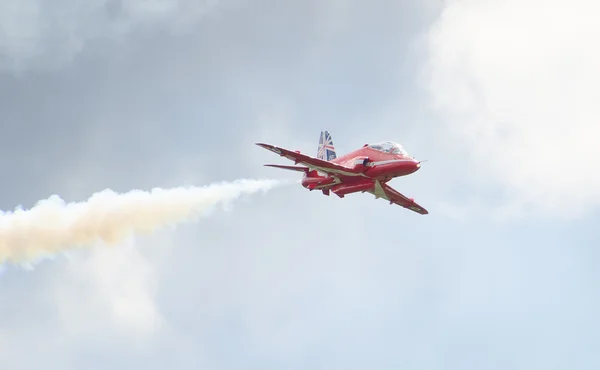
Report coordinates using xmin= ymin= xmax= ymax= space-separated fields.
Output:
xmin=317 ymin=130 xmax=337 ymax=161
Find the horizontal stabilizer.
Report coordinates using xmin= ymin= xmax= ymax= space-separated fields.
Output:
xmin=264 ymin=164 xmax=309 ymax=172
xmin=255 ymin=143 xmax=361 ymax=176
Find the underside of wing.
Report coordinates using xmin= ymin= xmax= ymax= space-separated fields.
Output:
xmin=367 ymin=181 xmax=428 ymax=215
xmin=256 ymin=143 xmax=362 ymax=177
xmin=264 ymin=164 xmax=309 ymax=172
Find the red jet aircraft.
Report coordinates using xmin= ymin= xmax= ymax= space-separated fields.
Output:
xmin=256 ymin=130 xmax=428 ymax=215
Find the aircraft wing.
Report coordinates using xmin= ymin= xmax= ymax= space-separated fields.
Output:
xmin=256 ymin=143 xmax=363 ymax=176
xmin=368 ymin=181 xmax=429 ymax=215
xmin=264 ymin=164 xmax=310 ymax=172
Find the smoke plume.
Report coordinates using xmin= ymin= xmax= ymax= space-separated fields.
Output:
xmin=0 ymin=178 xmax=282 ymax=265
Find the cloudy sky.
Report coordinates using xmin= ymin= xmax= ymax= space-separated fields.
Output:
xmin=1 ymin=0 xmax=599 ymax=369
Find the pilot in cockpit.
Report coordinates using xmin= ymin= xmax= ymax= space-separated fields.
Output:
xmin=367 ymin=141 xmax=408 ymax=156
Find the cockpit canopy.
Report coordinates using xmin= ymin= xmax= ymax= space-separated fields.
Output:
xmin=366 ymin=141 xmax=408 ymax=156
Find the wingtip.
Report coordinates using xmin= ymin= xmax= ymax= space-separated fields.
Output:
xmin=256 ymin=142 xmax=278 ymax=150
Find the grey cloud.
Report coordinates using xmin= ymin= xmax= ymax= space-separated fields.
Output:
xmin=0 ymin=2 xmax=436 ymax=366
xmin=1 ymin=1 xmax=598 ymax=370
xmin=0 ymin=0 xmax=218 ymax=71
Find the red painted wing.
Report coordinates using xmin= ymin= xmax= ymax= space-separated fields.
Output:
xmin=256 ymin=143 xmax=362 ymax=176
xmin=264 ymin=164 xmax=309 ymax=172
xmin=368 ymin=181 xmax=428 ymax=215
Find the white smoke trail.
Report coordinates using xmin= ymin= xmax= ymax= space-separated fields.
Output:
xmin=0 ymin=178 xmax=283 ymax=265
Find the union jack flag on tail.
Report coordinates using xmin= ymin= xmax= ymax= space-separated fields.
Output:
xmin=317 ymin=130 xmax=337 ymax=161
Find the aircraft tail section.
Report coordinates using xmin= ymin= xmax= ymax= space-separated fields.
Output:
xmin=317 ymin=130 xmax=337 ymax=161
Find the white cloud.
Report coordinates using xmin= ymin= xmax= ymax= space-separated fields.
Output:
xmin=0 ymin=239 xmax=169 ymax=369
xmin=53 ymin=239 xmax=165 ymax=345
xmin=423 ymin=0 xmax=600 ymax=217
xmin=0 ymin=0 xmax=219 ymax=71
